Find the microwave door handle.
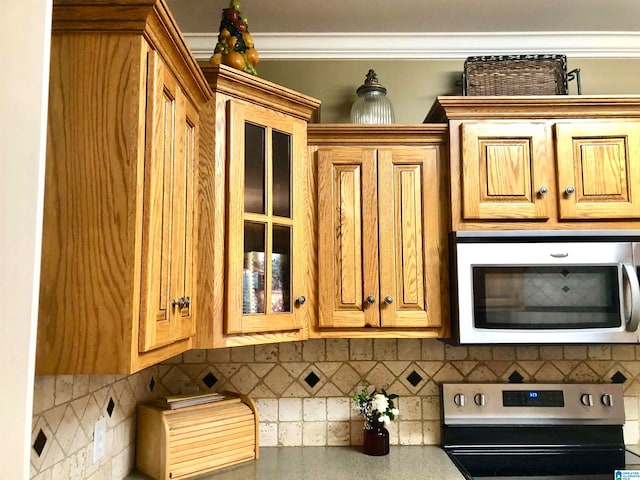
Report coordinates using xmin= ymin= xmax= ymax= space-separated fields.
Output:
xmin=622 ymin=263 xmax=640 ymax=332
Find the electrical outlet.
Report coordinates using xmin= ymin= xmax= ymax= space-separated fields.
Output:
xmin=93 ymin=416 xmax=106 ymax=464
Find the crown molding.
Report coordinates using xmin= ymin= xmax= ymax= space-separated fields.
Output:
xmin=185 ymin=31 xmax=640 ymax=60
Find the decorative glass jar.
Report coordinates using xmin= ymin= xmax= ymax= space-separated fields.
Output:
xmin=350 ymin=69 xmax=395 ymax=124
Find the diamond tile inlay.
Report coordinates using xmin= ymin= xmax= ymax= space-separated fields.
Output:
xmin=561 ymin=269 xmax=570 ymax=277
xmin=562 ymin=285 xmax=570 ymax=293
xmin=149 ymin=376 xmax=156 ymax=392
xmin=33 ymin=429 xmax=47 ymax=457
xmin=406 ymin=370 xmax=423 ymax=387
xmin=106 ymin=397 xmax=115 ymax=417
xmin=508 ymin=370 xmax=524 ymax=383
xmin=202 ymin=372 xmax=218 ymax=389
xmin=304 ymin=371 xmax=321 ymax=388
xmin=611 ymin=371 xmax=627 ymax=384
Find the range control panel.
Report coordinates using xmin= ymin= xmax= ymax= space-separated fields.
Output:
xmin=442 ymin=383 xmax=624 ymax=426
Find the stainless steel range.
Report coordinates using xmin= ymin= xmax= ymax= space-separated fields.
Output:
xmin=441 ymin=383 xmax=640 ymax=479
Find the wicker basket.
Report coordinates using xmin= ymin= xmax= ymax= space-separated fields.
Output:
xmin=463 ymin=54 xmax=578 ymax=96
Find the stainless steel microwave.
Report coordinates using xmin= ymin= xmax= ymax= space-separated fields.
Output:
xmin=449 ymin=230 xmax=640 ymax=344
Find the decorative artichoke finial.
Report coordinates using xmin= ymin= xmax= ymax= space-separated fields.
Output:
xmin=365 ymin=69 xmax=379 ymax=85
xmin=356 ymin=69 xmax=387 ymax=95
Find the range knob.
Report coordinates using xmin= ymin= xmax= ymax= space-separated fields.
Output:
xmin=453 ymin=393 xmax=466 ymax=407
xmin=474 ymin=393 xmax=486 ymax=407
xmin=601 ymin=394 xmax=614 ymax=407
xmin=580 ymin=393 xmax=594 ymax=407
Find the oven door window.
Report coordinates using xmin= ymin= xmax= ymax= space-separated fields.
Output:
xmin=472 ymin=266 xmax=621 ymax=329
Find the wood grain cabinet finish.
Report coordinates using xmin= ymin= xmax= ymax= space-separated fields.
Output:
xmin=36 ymin=0 xmax=211 ymax=374
xmin=308 ymin=125 xmax=450 ymax=339
xmin=427 ymin=96 xmax=640 ymax=230
xmin=460 ymin=122 xmax=551 ymax=220
xmin=555 ymin=121 xmax=640 ymax=220
xmin=195 ymin=65 xmax=320 ymax=348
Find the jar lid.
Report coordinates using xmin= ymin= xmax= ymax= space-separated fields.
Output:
xmin=356 ymin=69 xmax=387 ymax=95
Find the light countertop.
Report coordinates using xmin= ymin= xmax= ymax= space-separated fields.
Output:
xmin=127 ymin=446 xmax=465 ymax=480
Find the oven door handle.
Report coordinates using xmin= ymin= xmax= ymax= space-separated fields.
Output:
xmin=622 ymin=262 xmax=640 ymax=332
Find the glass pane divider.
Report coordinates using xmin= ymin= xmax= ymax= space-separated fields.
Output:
xmin=265 ymin=221 xmax=273 ymax=317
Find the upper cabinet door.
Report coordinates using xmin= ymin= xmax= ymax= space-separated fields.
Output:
xmin=555 ymin=121 xmax=640 ymax=219
xmin=225 ymin=100 xmax=306 ymax=334
xmin=317 ymin=147 xmax=379 ymax=328
xmin=139 ymin=47 xmax=196 ymax=353
xmin=377 ymin=147 xmax=442 ymax=329
xmin=461 ymin=122 xmax=551 ymax=220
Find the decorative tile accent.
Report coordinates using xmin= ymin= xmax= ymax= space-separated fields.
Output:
xmin=612 ymin=371 xmax=628 ymax=383
xmin=202 ymin=372 xmax=218 ymax=389
xmin=148 ymin=376 xmax=155 ymax=392
xmin=304 ymin=371 xmax=321 ymax=388
xmin=399 ymin=365 xmax=429 ymax=394
xmin=562 ymin=285 xmax=570 ymax=292
xmin=508 ymin=370 xmax=524 ymax=383
xmin=561 ymin=268 xmax=570 ymax=277
xmin=406 ymin=370 xmax=423 ymax=387
xmin=33 ymin=429 xmax=47 ymax=457
xmin=106 ymin=397 xmax=115 ymax=417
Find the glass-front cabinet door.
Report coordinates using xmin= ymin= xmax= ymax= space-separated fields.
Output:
xmin=226 ymin=100 xmax=306 ymax=334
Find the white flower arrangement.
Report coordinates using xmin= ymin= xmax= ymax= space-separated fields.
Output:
xmin=353 ymin=382 xmax=399 ymax=430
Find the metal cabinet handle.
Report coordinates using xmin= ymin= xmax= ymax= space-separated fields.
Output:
xmin=296 ymin=296 xmax=306 ymax=305
xmin=621 ymin=263 xmax=640 ymax=332
xmin=565 ymin=186 xmax=575 ymax=195
xmin=172 ymin=296 xmax=190 ymax=309
xmin=538 ymin=186 xmax=548 ymax=195
xmin=366 ymin=296 xmax=376 ymax=305
xmin=384 ymin=296 xmax=393 ymax=305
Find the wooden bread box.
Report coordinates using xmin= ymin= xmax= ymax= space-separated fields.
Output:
xmin=136 ymin=392 xmax=259 ymax=479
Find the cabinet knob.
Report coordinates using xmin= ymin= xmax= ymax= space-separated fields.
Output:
xmin=538 ymin=186 xmax=548 ymax=195
xmin=366 ymin=295 xmax=376 ymax=305
xmin=384 ymin=296 xmax=393 ymax=305
xmin=565 ymin=186 xmax=575 ymax=195
xmin=172 ymin=296 xmax=190 ymax=309
xmin=296 ymin=296 xmax=306 ymax=305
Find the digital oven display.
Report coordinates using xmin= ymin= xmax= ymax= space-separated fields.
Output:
xmin=503 ymin=390 xmax=564 ymax=407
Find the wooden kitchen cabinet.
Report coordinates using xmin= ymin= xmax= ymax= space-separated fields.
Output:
xmin=307 ymin=125 xmax=450 ymax=338
xmin=195 ymin=65 xmax=320 ymax=348
xmin=36 ymin=0 xmax=211 ymax=374
xmin=427 ymin=96 xmax=640 ymax=230
xmin=555 ymin=121 xmax=640 ymax=219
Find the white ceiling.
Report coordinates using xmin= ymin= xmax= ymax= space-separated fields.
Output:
xmin=166 ymin=0 xmax=640 ymax=59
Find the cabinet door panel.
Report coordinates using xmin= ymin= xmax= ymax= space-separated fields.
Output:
xmin=555 ymin=121 xmax=640 ymax=219
xmin=378 ymin=147 xmax=441 ymax=328
xmin=140 ymin=50 xmax=181 ymax=352
xmin=317 ymin=147 xmax=379 ymax=328
xmin=174 ymin=98 xmax=197 ymax=341
xmin=461 ymin=122 xmax=550 ymax=219
xmin=226 ymin=100 xmax=304 ymax=334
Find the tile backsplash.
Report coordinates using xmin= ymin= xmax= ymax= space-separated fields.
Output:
xmin=31 ymin=339 xmax=640 ymax=478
